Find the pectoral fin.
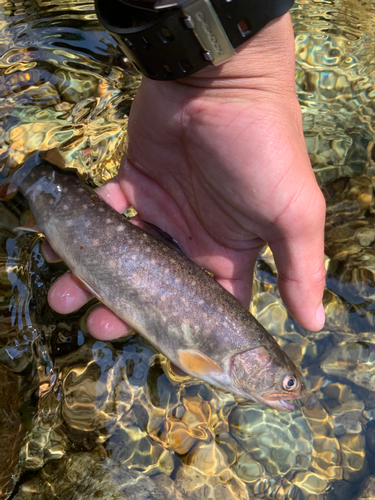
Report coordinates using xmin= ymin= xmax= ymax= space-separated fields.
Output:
xmin=177 ymin=349 xmax=224 ymax=378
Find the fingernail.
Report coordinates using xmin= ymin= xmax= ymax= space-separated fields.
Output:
xmin=316 ymin=303 xmax=325 ymax=329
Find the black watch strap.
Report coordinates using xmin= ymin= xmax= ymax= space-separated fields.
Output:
xmin=95 ymin=0 xmax=294 ymax=80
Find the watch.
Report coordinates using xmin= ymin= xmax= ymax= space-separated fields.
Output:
xmin=95 ymin=0 xmax=294 ymax=80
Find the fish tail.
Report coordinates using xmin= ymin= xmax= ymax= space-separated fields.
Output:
xmin=0 ymin=153 xmax=51 ymax=200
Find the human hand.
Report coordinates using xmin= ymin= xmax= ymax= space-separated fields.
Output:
xmin=47 ymin=12 xmax=326 ymax=340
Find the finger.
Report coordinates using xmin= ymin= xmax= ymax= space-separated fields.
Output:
xmin=48 ymin=271 xmax=93 ymax=314
xmin=41 ymin=240 xmax=62 ymax=263
xmin=96 ymin=177 xmax=129 ymax=213
xmin=86 ymin=304 xmax=133 ymax=340
xmin=216 ymin=248 xmax=261 ymax=307
xmin=270 ymin=189 xmax=326 ymax=332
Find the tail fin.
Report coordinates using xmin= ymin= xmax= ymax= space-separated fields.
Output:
xmin=0 ymin=153 xmax=45 ymax=200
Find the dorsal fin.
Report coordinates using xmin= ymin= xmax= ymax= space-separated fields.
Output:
xmin=177 ymin=349 xmax=224 ymax=378
xmin=137 ymin=220 xmax=210 ymax=275
xmin=137 ymin=220 xmax=185 ymax=256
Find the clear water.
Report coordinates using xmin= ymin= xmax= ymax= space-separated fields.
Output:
xmin=1 ymin=0 xmax=375 ymax=499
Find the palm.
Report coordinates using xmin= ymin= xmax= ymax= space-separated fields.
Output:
xmin=121 ymin=77 xmax=323 ymax=307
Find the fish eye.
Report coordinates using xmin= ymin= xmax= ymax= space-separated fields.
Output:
xmin=282 ymin=373 xmax=298 ymax=391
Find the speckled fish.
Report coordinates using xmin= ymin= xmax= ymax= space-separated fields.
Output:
xmin=10 ymin=155 xmax=306 ymax=412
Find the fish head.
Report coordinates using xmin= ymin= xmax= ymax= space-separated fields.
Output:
xmin=230 ymin=346 xmax=306 ymax=412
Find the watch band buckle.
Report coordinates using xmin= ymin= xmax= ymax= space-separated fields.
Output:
xmin=155 ymin=0 xmax=236 ymax=65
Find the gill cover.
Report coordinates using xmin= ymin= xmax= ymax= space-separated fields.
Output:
xmin=230 ymin=346 xmax=306 ymax=409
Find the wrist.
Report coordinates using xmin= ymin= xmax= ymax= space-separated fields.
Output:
xmin=181 ymin=13 xmax=296 ymax=92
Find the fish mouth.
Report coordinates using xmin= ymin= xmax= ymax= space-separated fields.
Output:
xmin=265 ymin=399 xmax=295 ymax=412
xmin=250 ymin=393 xmax=303 ymax=413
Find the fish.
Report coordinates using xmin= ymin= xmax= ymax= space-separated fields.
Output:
xmin=8 ymin=154 xmax=306 ymax=412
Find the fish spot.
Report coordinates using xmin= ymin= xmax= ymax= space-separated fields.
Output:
xmin=63 ymin=205 xmax=69 ymax=211
xmin=150 ymin=259 xmax=156 ymax=265
xmin=49 ymin=199 xmax=54 ymax=205
xmin=131 ymin=255 xmax=136 ymax=260
xmin=223 ymin=322 xmax=228 ymax=328
xmin=80 ymin=246 xmax=83 ymax=250
xmin=92 ymin=239 xmax=99 ymax=246
xmin=41 ymin=170 xmax=47 ymax=175
xmin=62 ymin=187 xmax=68 ymax=194
xmin=78 ymin=188 xmax=84 ymax=193
xmin=106 ymin=218 xmax=112 ymax=224
xmin=175 ymin=277 xmax=181 ymax=283
xmin=191 ymin=280 xmax=196 ymax=286
xmin=160 ymin=295 xmax=166 ymax=302
xmin=66 ymin=220 xmax=73 ymax=227
xmin=117 ymin=226 xmax=125 ymax=232
xmin=217 ymin=306 xmax=223 ymax=313
xmin=98 ymin=207 xmax=105 ymax=212
xmin=90 ymin=195 xmax=100 ymax=204
xmin=82 ymin=204 xmax=87 ymax=210
xmin=198 ymin=299 xmax=204 ymax=306
xmin=145 ymin=247 xmax=151 ymax=253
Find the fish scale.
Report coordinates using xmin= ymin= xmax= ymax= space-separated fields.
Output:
xmin=12 ymin=155 xmax=306 ymax=412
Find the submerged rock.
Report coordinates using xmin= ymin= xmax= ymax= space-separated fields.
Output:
xmin=0 ymin=365 xmax=24 ymax=499
xmin=321 ymin=342 xmax=375 ymax=391
xmin=356 ymin=476 xmax=375 ymax=500
xmin=13 ymin=451 xmax=187 ymax=500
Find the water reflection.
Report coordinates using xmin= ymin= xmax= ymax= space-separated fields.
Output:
xmin=0 ymin=0 xmax=139 ymax=183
